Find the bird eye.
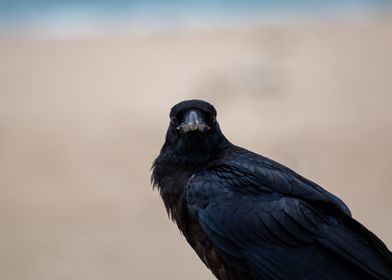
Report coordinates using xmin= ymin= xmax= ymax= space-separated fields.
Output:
xmin=211 ymin=116 xmax=216 ymax=124
xmin=171 ymin=116 xmax=178 ymax=125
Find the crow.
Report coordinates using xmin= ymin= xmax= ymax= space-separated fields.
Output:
xmin=151 ymin=99 xmax=392 ymax=280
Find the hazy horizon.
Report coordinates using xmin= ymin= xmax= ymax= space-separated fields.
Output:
xmin=1 ymin=0 xmax=391 ymax=39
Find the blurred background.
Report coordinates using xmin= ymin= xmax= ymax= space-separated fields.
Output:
xmin=0 ymin=1 xmax=391 ymax=279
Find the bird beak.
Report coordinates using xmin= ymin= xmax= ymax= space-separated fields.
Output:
xmin=177 ymin=110 xmax=210 ymax=134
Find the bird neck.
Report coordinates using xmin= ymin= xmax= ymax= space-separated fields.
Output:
xmin=162 ymin=133 xmax=231 ymax=166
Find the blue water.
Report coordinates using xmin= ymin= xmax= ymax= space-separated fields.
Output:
xmin=0 ymin=0 xmax=391 ymax=38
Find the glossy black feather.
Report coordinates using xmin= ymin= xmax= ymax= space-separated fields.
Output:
xmin=152 ymin=100 xmax=392 ymax=280
xmin=186 ymin=146 xmax=392 ymax=279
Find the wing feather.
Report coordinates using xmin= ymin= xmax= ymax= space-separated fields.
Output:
xmin=186 ymin=154 xmax=392 ymax=279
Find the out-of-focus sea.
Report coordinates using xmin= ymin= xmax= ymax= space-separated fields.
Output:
xmin=0 ymin=0 xmax=391 ymax=38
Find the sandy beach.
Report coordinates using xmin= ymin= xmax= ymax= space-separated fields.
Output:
xmin=0 ymin=17 xmax=391 ymax=279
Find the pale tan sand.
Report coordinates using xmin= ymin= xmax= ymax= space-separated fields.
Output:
xmin=0 ymin=18 xmax=391 ymax=280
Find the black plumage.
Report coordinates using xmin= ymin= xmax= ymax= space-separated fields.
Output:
xmin=151 ymin=99 xmax=392 ymax=280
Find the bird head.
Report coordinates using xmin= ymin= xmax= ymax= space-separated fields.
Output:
xmin=162 ymin=99 xmax=229 ymax=164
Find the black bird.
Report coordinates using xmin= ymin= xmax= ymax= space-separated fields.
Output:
xmin=151 ymin=99 xmax=392 ymax=280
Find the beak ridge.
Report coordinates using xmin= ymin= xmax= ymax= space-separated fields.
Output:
xmin=177 ymin=110 xmax=210 ymax=134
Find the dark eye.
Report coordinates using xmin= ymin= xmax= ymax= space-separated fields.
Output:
xmin=210 ymin=115 xmax=216 ymax=124
xmin=171 ymin=116 xmax=178 ymax=125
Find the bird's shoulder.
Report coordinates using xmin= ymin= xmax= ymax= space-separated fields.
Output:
xmin=186 ymin=145 xmax=351 ymax=216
